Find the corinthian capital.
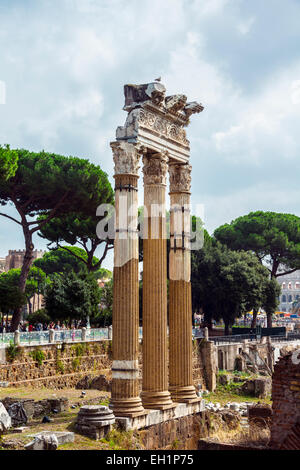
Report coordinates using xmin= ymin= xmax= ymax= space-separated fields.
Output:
xmin=111 ymin=141 xmax=141 ymax=176
xmin=169 ymin=163 xmax=192 ymax=193
xmin=143 ymin=151 xmax=168 ymax=186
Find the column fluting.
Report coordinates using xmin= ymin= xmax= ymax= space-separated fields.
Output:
xmin=141 ymin=151 xmax=174 ymax=410
xmin=168 ymin=162 xmax=198 ymax=402
xmin=110 ymin=141 xmax=145 ymax=417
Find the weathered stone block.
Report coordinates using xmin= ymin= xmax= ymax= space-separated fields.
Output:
xmin=0 ymin=402 xmax=11 ymax=433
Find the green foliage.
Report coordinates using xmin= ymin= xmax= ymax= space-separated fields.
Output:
xmin=0 ymin=270 xmax=26 ymax=314
xmin=262 ymin=278 xmax=281 ymax=314
xmin=233 ymin=370 xmax=251 ymax=378
xmin=72 ymin=357 xmax=81 ymax=371
xmin=44 ymin=270 xmax=101 ymax=323
xmin=171 ymin=439 xmax=180 ymax=450
xmin=101 ymin=429 xmax=140 ymax=450
xmin=93 ymin=279 xmax=113 ymax=327
xmin=0 ymin=145 xmax=18 ymax=181
xmin=216 ymin=382 xmax=245 ymax=394
xmin=191 ymin=241 xmax=271 ymax=332
xmin=214 ymin=211 xmax=300 ymax=278
xmin=0 ymin=147 xmax=114 ymax=330
xmin=72 ymin=343 xmax=87 ymax=357
xmin=34 ymin=247 xmax=106 ymax=277
xmin=6 ymin=341 xmax=22 ymax=362
xmin=30 ymin=348 xmax=46 ymax=366
xmin=99 ymin=398 xmax=110 ymax=406
xmin=27 ymin=309 xmax=51 ymax=326
xmin=0 ymin=266 xmax=48 ymax=315
xmin=55 ymin=349 xmax=65 ymax=374
xmin=56 ymin=360 xmax=65 ymax=374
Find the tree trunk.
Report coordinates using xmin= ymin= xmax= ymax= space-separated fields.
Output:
xmin=27 ymin=298 xmax=32 ymax=315
xmin=11 ymin=229 xmax=34 ymax=331
xmin=267 ymin=311 xmax=272 ymax=328
xmin=251 ymin=308 xmax=258 ymax=328
xmin=224 ymin=322 xmax=231 ymax=336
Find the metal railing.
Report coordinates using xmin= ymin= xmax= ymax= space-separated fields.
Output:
xmin=19 ymin=331 xmax=50 ymax=345
xmin=1 ymin=327 xmax=298 ymax=349
xmin=0 ymin=327 xmax=110 ymax=348
xmin=271 ymin=333 xmax=300 ymax=343
xmin=209 ymin=334 xmax=257 ymax=345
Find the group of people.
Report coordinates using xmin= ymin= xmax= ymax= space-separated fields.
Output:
xmin=0 ymin=319 xmax=85 ymax=333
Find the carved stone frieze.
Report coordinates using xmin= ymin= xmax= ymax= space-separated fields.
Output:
xmin=143 ymin=152 xmax=168 ymax=186
xmin=138 ymin=109 xmax=190 ymax=147
xmin=169 ymin=163 xmax=192 ymax=193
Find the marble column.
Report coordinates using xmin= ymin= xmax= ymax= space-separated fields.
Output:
xmin=168 ymin=162 xmax=198 ymax=402
xmin=110 ymin=141 xmax=145 ymax=417
xmin=141 ymin=151 xmax=174 ymax=410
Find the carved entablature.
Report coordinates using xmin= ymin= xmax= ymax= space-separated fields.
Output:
xmin=143 ymin=152 xmax=168 ymax=186
xmin=111 ymin=141 xmax=141 ymax=176
xmin=169 ymin=163 xmax=192 ymax=193
xmin=115 ymin=81 xmax=204 ymax=164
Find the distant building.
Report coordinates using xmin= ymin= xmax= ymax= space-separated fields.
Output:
xmin=4 ymin=249 xmax=45 ymax=272
xmin=277 ymin=270 xmax=300 ymax=312
xmin=0 ymin=258 xmax=5 ymax=273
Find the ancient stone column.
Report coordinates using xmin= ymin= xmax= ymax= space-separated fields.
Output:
xmin=141 ymin=151 xmax=174 ymax=410
xmin=110 ymin=141 xmax=144 ymax=417
xmin=168 ymin=162 xmax=198 ymax=402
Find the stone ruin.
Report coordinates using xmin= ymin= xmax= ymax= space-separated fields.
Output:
xmin=75 ymin=405 xmax=115 ymax=440
xmin=269 ymin=349 xmax=300 ymax=450
xmin=110 ymin=80 xmax=204 ymax=419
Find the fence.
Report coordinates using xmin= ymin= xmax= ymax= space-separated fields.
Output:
xmin=0 ymin=327 xmax=110 ymax=348
xmin=2 ymin=327 xmax=297 ymax=349
xmin=271 ymin=333 xmax=300 ymax=343
xmin=209 ymin=334 xmax=257 ymax=345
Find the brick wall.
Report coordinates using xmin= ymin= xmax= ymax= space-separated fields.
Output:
xmin=269 ymin=350 xmax=300 ymax=450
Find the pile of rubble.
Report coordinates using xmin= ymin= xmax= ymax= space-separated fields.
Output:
xmin=203 ymin=400 xmax=255 ymax=417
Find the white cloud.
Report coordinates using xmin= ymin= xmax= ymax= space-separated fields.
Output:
xmin=291 ymin=80 xmax=300 ymax=104
xmin=0 ymin=81 xmax=5 ymax=104
xmin=0 ymin=0 xmax=300 ymax=260
xmin=164 ymin=31 xmax=240 ymax=107
xmin=202 ymin=183 xmax=300 ymax=234
xmin=212 ymin=62 xmax=300 ymax=164
xmin=191 ymin=0 xmax=229 ymax=17
xmin=237 ymin=16 xmax=255 ymax=35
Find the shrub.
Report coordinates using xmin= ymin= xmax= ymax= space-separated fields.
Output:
xmin=72 ymin=343 xmax=86 ymax=357
xmin=30 ymin=348 xmax=46 ymax=366
xmin=27 ymin=309 xmax=50 ymax=326
xmin=72 ymin=357 xmax=81 ymax=371
xmin=6 ymin=341 xmax=22 ymax=362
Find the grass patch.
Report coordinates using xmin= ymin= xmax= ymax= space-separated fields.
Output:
xmin=101 ymin=428 xmax=141 ymax=450
xmin=205 ymin=384 xmax=272 ymax=405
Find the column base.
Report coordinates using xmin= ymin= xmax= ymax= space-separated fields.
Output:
xmin=110 ymin=397 xmax=145 ymax=418
xmin=169 ymin=385 xmax=199 ymax=403
xmin=141 ymin=390 xmax=175 ymax=410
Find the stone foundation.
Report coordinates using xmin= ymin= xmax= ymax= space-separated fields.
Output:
xmin=0 ymin=338 xmax=214 ymax=392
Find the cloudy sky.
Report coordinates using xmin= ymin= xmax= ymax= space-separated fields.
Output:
xmin=0 ymin=0 xmax=300 ymax=268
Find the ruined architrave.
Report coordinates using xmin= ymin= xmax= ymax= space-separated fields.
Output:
xmin=111 ymin=81 xmax=203 ymax=415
